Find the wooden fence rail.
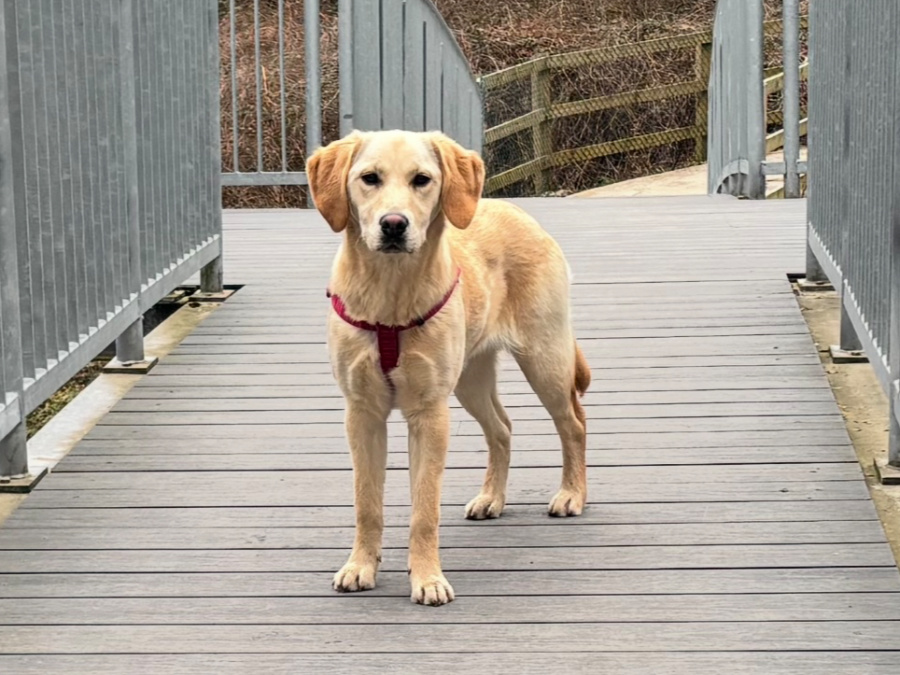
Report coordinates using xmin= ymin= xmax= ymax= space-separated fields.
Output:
xmin=480 ymin=17 xmax=808 ymax=196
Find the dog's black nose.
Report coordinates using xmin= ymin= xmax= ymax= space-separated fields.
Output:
xmin=379 ymin=213 xmax=408 ymax=239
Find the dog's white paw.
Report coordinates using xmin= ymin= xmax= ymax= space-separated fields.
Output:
xmin=410 ymin=572 xmax=455 ymax=606
xmin=548 ymin=488 xmax=585 ymax=517
xmin=464 ymin=492 xmax=505 ymax=520
xmin=333 ymin=559 xmax=378 ymax=593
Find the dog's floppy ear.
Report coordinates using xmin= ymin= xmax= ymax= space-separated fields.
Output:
xmin=430 ymin=133 xmax=484 ymax=230
xmin=306 ymin=132 xmax=363 ymax=233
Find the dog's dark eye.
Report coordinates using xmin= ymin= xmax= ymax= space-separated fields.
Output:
xmin=361 ymin=173 xmax=380 ymax=186
xmin=412 ymin=174 xmax=431 ymax=187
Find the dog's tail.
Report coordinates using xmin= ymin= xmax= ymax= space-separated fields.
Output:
xmin=574 ymin=341 xmax=591 ymax=398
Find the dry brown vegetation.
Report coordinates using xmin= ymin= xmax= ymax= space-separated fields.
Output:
xmin=221 ymin=0 xmax=804 ymax=206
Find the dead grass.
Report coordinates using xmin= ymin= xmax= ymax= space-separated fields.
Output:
xmin=221 ymin=0 xmax=807 ymax=204
xmin=26 ymin=360 xmax=106 ymax=439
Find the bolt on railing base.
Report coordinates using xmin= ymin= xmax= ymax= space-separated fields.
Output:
xmin=104 ymin=356 xmax=159 ymax=375
xmin=0 ymin=467 xmax=48 ymax=494
xmin=874 ymin=460 xmax=900 ymax=486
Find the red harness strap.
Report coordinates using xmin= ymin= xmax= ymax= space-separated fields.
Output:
xmin=327 ymin=269 xmax=462 ymax=384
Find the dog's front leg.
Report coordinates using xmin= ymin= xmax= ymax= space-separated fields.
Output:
xmin=332 ymin=403 xmax=388 ymax=593
xmin=406 ymin=403 xmax=454 ymax=606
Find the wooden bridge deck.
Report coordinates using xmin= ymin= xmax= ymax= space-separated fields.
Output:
xmin=2 ymin=196 xmax=900 ymax=673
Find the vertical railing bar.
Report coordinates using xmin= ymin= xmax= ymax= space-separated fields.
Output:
xmin=145 ymin=2 xmax=161 ymax=274
xmin=185 ymin=1 xmax=197 ymax=251
xmin=78 ymin=0 xmax=103 ymax=326
xmin=3 ymin=0 xmax=37 ymax=382
xmin=202 ymin=0 xmax=224 ymax=294
xmin=105 ymin=0 xmax=126 ymax=311
xmin=114 ymin=0 xmax=145 ymax=365
xmin=82 ymin=0 xmax=112 ymax=320
xmin=304 ymin=0 xmax=321 ymax=156
xmin=50 ymin=1 xmax=79 ymax=346
xmin=173 ymin=0 xmax=188 ymax=264
xmin=140 ymin=1 xmax=163 ymax=281
xmin=278 ymin=0 xmax=287 ymax=172
xmin=208 ymin=0 xmax=218 ymax=243
xmin=33 ymin=0 xmax=61 ymax=363
xmin=253 ymin=0 xmax=263 ymax=171
xmin=94 ymin=2 xmax=121 ymax=316
xmin=37 ymin=0 xmax=65 ymax=359
xmin=187 ymin=0 xmax=201 ymax=250
xmin=160 ymin=2 xmax=175 ymax=270
xmin=200 ymin=0 xmax=210 ymax=247
xmin=229 ymin=0 xmax=239 ymax=173
xmin=0 ymin=0 xmax=29 ymax=479
xmin=421 ymin=19 xmax=427 ymax=129
xmin=338 ymin=0 xmax=353 ymax=137
xmin=133 ymin=0 xmax=151 ymax=287
xmin=60 ymin=1 xmax=87 ymax=339
xmin=783 ymin=0 xmax=800 ymax=198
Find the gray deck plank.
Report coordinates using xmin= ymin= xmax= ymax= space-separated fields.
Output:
xmin=1 ymin=653 xmax=897 ymax=675
xmin=3 ymin=593 xmax=900 ymax=625
xmin=49 ymin=446 xmax=858 ymax=471
xmin=0 ymin=543 xmax=894 ymax=573
xmin=0 ymin=520 xmax=885 ymax=550
xmin=2 ymin=621 xmax=900 ymax=653
xmin=3 ymin=567 xmax=897 ymax=598
xmin=7 ymin=500 xmax=879 ymax=528
xmin=3 ymin=197 xmax=899 ymax=668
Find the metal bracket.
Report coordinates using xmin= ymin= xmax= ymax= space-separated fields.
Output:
xmin=829 ymin=346 xmax=869 ymax=364
xmin=795 ymin=279 xmax=835 ymax=293
xmin=0 ymin=467 xmax=48 ymax=493
xmin=762 ymin=160 xmax=808 ymax=175
xmin=190 ymin=289 xmax=236 ymax=303
xmin=104 ymin=356 xmax=159 ymax=375
xmin=874 ymin=460 xmax=900 ymax=486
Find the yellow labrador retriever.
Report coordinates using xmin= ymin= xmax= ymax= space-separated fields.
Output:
xmin=307 ymin=130 xmax=590 ymax=606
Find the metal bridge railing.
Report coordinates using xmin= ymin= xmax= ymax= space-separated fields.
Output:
xmin=805 ymin=0 xmax=900 ymax=482
xmin=706 ymin=0 xmax=766 ymax=198
xmin=0 ymin=0 xmax=223 ymax=484
xmin=709 ymin=0 xmax=900 ymax=479
xmin=220 ymin=0 xmax=321 ymax=187
xmin=707 ymin=0 xmax=807 ymax=199
xmin=221 ymin=0 xmax=483 ymax=192
xmin=339 ymin=0 xmax=482 ymax=151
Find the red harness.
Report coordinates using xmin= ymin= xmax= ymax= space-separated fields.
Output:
xmin=327 ymin=269 xmax=462 ymax=387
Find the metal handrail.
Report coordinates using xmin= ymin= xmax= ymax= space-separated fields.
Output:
xmin=0 ymin=0 xmax=223 ymax=483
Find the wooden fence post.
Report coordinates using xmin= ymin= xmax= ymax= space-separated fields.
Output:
xmin=530 ymin=59 xmax=552 ymax=194
xmin=694 ymin=41 xmax=712 ymax=163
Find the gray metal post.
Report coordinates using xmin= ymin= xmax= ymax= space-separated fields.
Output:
xmin=0 ymin=0 xmax=29 ymax=480
xmin=839 ymin=300 xmax=863 ymax=352
xmin=201 ymin=255 xmax=224 ymax=294
xmin=115 ymin=319 xmax=146 ymax=364
xmin=338 ymin=0 xmax=353 ymax=137
xmin=783 ymin=0 xmax=801 ymax=198
xmin=805 ymin=242 xmax=828 ymax=282
xmin=889 ymin=185 xmax=900 ymax=468
xmin=0 ymin=423 xmax=28 ymax=481
xmin=305 ymin=0 xmax=321 ymax=154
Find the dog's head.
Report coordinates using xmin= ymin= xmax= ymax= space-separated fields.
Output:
xmin=307 ymin=130 xmax=484 ymax=254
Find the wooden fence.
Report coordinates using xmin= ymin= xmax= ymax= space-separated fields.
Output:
xmin=479 ymin=17 xmax=808 ymax=196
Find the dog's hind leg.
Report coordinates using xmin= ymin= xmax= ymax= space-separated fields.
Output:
xmin=513 ymin=337 xmax=589 ymax=517
xmin=455 ymin=350 xmax=512 ymax=520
